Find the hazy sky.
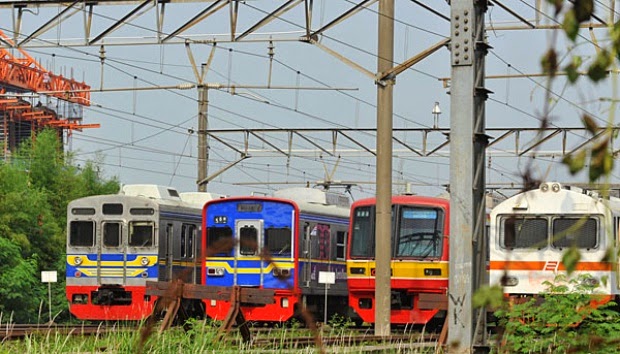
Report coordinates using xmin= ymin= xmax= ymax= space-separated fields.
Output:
xmin=2 ymin=1 xmax=616 ymax=200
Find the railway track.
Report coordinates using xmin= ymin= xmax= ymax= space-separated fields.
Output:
xmin=1 ymin=321 xmax=443 ymax=352
xmin=0 ymin=323 xmax=130 ymax=341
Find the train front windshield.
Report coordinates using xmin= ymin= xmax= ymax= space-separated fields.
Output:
xmin=397 ymin=208 xmax=442 ymax=258
xmin=501 ymin=215 xmax=598 ymax=250
xmin=349 ymin=204 xmax=444 ymax=258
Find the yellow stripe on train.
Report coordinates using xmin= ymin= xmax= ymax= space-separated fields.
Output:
xmin=67 ymin=255 xmax=158 ymax=267
xmin=346 ymin=260 xmax=449 ymax=278
xmin=77 ymin=268 xmax=149 ymax=277
xmin=206 ymin=260 xmax=294 ymax=274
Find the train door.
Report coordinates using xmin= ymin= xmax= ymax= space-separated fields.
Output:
xmin=181 ymin=224 xmax=198 ymax=283
xmin=235 ymin=220 xmax=263 ymax=286
xmin=302 ymin=222 xmax=312 ymax=287
xmin=98 ymin=203 xmax=125 ymax=285
xmin=99 ymin=221 xmax=125 ymax=285
xmin=164 ymin=224 xmax=174 ymax=281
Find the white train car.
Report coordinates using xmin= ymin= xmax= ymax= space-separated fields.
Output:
xmin=489 ymin=182 xmax=620 ymax=300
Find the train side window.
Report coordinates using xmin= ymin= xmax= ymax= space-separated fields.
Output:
xmin=103 ymin=222 xmax=121 ymax=247
xmin=70 ymin=221 xmax=95 ymax=247
xmin=265 ymin=227 xmax=292 ymax=256
xmin=129 ymin=221 xmax=154 ymax=247
xmin=180 ymin=224 xmax=196 ymax=258
xmin=336 ymin=231 xmax=346 ymax=260
xmin=181 ymin=225 xmax=187 ymax=258
xmin=103 ymin=203 xmax=123 ymax=215
xmin=188 ymin=225 xmax=195 ymax=258
xmin=207 ymin=226 xmax=233 ymax=256
xmin=502 ymin=217 xmax=547 ymax=249
xmin=552 ymin=217 xmax=597 ymax=249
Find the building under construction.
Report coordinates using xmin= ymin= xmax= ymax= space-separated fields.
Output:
xmin=0 ymin=29 xmax=98 ymax=158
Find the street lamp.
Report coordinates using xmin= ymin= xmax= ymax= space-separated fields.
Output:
xmin=432 ymin=101 xmax=441 ymax=129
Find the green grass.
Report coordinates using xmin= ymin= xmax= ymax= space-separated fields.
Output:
xmin=0 ymin=320 xmax=440 ymax=354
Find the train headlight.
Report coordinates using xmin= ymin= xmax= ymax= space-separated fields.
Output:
xmin=72 ymin=294 xmax=88 ymax=304
xmin=582 ymin=277 xmax=600 ymax=288
xmin=540 ymin=183 xmax=549 ymax=192
xmin=501 ymin=275 xmax=519 ymax=287
xmin=273 ymin=268 xmax=291 ymax=278
xmin=551 ymin=183 xmax=561 ymax=192
xmin=210 ymin=300 xmax=217 ymax=307
xmin=140 ymin=257 xmax=150 ymax=266
xmin=281 ymin=298 xmax=290 ymax=308
xmin=207 ymin=267 xmax=225 ymax=276
xmin=74 ymin=256 xmax=83 ymax=265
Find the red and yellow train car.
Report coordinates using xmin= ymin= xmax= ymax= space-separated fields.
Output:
xmin=346 ymin=195 xmax=449 ymax=325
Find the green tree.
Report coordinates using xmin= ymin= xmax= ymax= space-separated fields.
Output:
xmin=0 ymin=237 xmax=40 ymax=323
xmin=0 ymin=129 xmax=120 ymax=323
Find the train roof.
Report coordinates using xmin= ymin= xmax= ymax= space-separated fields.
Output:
xmin=273 ymin=187 xmax=350 ymax=208
xmin=69 ymin=185 xmax=226 ymax=210
xmin=120 ymin=184 xmax=182 ymax=201
xmin=180 ymin=192 xmax=227 ymax=208
xmin=205 ymin=187 xmax=351 ymax=219
xmin=491 ymin=181 xmax=620 ymax=215
xmin=352 ymin=194 xmax=450 ymax=208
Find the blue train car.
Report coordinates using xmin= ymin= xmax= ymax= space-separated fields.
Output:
xmin=203 ymin=187 xmax=351 ymax=323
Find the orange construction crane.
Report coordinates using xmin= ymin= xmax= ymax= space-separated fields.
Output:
xmin=0 ymin=29 xmax=90 ymax=106
xmin=0 ymin=30 xmax=98 ymax=157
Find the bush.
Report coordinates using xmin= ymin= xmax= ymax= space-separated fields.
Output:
xmin=493 ymin=274 xmax=620 ymax=353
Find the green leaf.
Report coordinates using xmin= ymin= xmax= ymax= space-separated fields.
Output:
xmin=562 ymin=246 xmax=581 ymax=275
xmin=541 ymin=49 xmax=558 ymax=77
xmin=582 ymin=114 xmax=598 ymax=134
xmin=573 ymin=0 xmax=594 ymax=22
xmin=590 ymin=139 xmax=613 ymax=181
xmin=564 ymin=62 xmax=580 ymax=83
xmin=562 ymin=149 xmax=586 ymax=174
xmin=473 ymin=285 xmax=505 ymax=310
xmin=562 ymin=10 xmax=579 ymax=41
xmin=588 ymin=50 xmax=611 ymax=82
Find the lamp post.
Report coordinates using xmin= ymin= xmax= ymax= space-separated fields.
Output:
xmin=432 ymin=101 xmax=441 ymax=129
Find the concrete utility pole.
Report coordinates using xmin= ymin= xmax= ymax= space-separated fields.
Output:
xmin=374 ymin=0 xmax=394 ymax=337
xmin=197 ymin=84 xmax=209 ymax=192
xmin=448 ymin=0 xmax=489 ymax=352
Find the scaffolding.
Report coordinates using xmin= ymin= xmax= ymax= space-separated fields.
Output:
xmin=0 ymin=29 xmax=98 ymax=158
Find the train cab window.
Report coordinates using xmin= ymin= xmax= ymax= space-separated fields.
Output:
xmin=350 ymin=206 xmax=374 ymax=257
xmin=397 ymin=208 xmax=442 ymax=258
xmin=552 ymin=217 xmax=598 ymax=249
xmin=129 ymin=221 xmax=154 ymax=247
xmin=265 ymin=227 xmax=292 ymax=256
xmin=207 ymin=226 xmax=233 ymax=256
xmin=69 ymin=221 xmax=95 ymax=247
xmin=239 ymin=226 xmax=258 ymax=256
xmin=502 ymin=217 xmax=547 ymax=249
xmin=103 ymin=203 xmax=123 ymax=215
xmin=103 ymin=222 xmax=122 ymax=247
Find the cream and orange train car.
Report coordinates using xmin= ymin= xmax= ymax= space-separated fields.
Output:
xmin=489 ymin=182 xmax=620 ymax=301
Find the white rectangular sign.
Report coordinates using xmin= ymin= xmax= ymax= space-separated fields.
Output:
xmin=41 ymin=271 xmax=58 ymax=283
xmin=318 ymin=271 xmax=336 ymax=284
